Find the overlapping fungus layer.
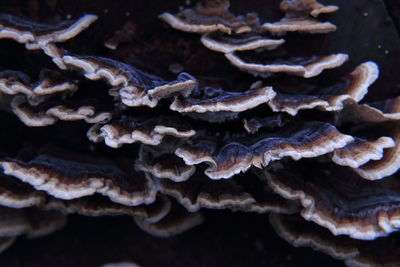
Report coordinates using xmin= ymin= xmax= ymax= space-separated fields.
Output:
xmin=0 ymin=0 xmax=399 ymax=265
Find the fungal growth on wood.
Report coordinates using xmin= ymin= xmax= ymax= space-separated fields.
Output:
xmin=262 ymin=0 xmax=339 ymax=34
xmin=0 ymin=0 xmax=399 ymax=266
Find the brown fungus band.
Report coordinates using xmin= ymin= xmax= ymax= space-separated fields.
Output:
xmin=262 ymin=0 xmax=339 ymax=34
xmin=0 ymin=146 xmax=158 ymax=206
xmin=0 ymin=13 xmax=97 ymax=49
xmin=269 ymin=213 xmax=400 ymax=266
xmin=0 ymin=0 xmax=399 ymax=265
xmin=159 ymin=0 xmax=259 ymax=34
xmin=263 ymin=161 xmax=400 ymax=240
xmin=87 ymin=116 xmax=195 ymax=148
xmin=176 ymin=121 xmax=354 ymax=179
xmin=0 ymin=69 xmax=77 ymax=99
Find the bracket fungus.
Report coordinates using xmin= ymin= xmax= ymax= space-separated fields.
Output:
xmin=263 ymin=161 xmax=400 ymax=240
xmin=11 ymin=95 xmax=112 ymax=127
xmin=268 ymin=61 xmax=379 ymax=115
xmin=135 ymin=143 xmax=196 ymax=182
xmin=200 ymin=32 xmax=285 ymax=53
xmin=0 ymin=69 xmax=77 ymax=99
xmin=60 ymin=53 xmax=198 ymax=108
xmin=176 ymin=121 xmax=354 ymax=179
xmin=87 ymin=116 xmax=195 ymax=148
xmin=159 ymin=0 xmax=259 ymax=35
xmin=170 ymin=84 xmax=276 ymax=114
xmin=224 ymin=52 xmax=349 ymax=78
xmin=262 ymin=0 xmax=338 ymax=34
xmin=0 ymin=13 xmax=97 ymax=50
xmin=0 ymin=0 xmax=399 ymax=265
xmin=269 ymin=213 xmax=400 ymax=266
xmin=0 ymin=146 xmax=158 ymax=206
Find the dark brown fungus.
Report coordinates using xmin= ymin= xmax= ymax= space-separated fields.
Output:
xmin=168 ymin=82 xmax=277 ymax=122
xmin=0 ymin=172 xmax=170 ymax=223
xmin=268 ymin=62 xmax=379 ymax=115
xmin=264 ymin=161 xmax=400 ymax=240
xmin=0 ymin=0 xmax=398 ymax=263
xmin=11 ymin=95 xmax=112 ymax=127
xmin=0 ymin=13 xmax=97 ymax=49
xmin=155 ymin=170 xmax=297 ymax=214
xmin=135 ymin=144 xmax=196 ymax=182
xmin=200 ymin=31 xmax=285 ymax=53
xmin=270 ymin=213 xmax=400 ymax=267
xmin=87 ymin=116 xmax=195 ymax=148
xmin=60 ymin=53 xmax=197 ymax=107
xmin=176 ymin=121 xmax=353 ymax=179
xmin=170 ymin=83 xmax=276 ymax=113
xmin=361 ymin=97 xmax=400 ymax=120
xmin=11 ymin=95 xmax=58 ymax=126
xmin=0 ymin=147 xmax=157 ymax=206
xmin=262 ymin=0 xmax=338 ymax=35
xmin=159 ymin=0 xmax=259 ymax=34
xmin=338 ymin=97 xmax=400 ymax=124
xmin=262 ymin=18 xmax=337 ymax=35
xmin=42 ymin=195 xmax=172 ymax=224
xmin=0 ymin=69 xmax=77 ymax=99
xmin=157 ymin=170 xmax=254 ymax=212
xmin=332 ymin=136 xmax=395 ymax=169
xmin=270 ymin=213 xmax=360 ymax=261
xmin=0 ymin=14 xmax=96 ymax=69
xmin=279 ymin=0 xmax=339 ymax=18
xmin=225 ymin=52 xmax=348 ymax=78
xmin=0 ymin=173 xmax=45 ymax=208
xmin=353 ymin=123 xmax=400 ymax=180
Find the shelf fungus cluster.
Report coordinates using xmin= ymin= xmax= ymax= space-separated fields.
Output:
xmin=0 ymin=0 xmax=399 ymax=265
